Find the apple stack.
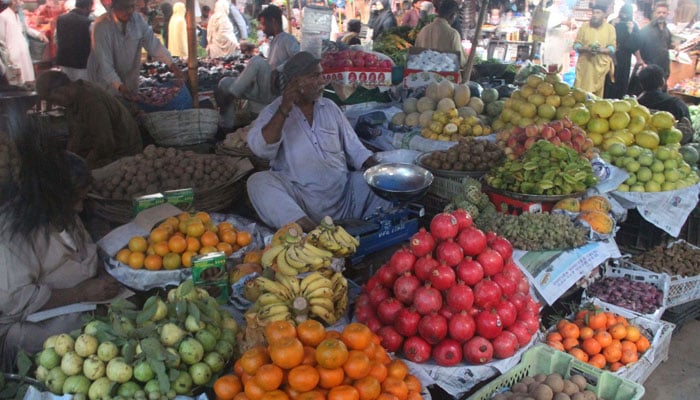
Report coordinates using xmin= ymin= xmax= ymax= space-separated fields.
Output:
xmin=354 ymin=210 xmax=541 ymax=366
xmin=32 ymin=281 xmax=239 ymax=399
xmin=497 ymin=117 xmax=596 ymax=160
xmin=493 ymin=73 xmax=589 ymax=132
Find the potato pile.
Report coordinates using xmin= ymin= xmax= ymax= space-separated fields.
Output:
xmin=420 ymin=137 xmax=504 ymax=171
xmin=0 ymin=132 xmax=20 ymax=186
xmin=92 ymin=145 xmax=235 ymax=199
xmin=493 ymin=373 xmax=600 ymax=400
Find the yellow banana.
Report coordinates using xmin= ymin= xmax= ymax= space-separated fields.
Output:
xmin=305 ymin=286 xmax=333 ymax=300
xmin=301 ymin=276 xmax=333 ymax=296
xmin=261 ymin=245 xmax=286 ymax=268
xmin=309 ymin=305 xmax=337 ymax=325
xmin=301 ymin=242 xmax=334 ymax=259
xmin=306 ymin=228 xmax=323 ymax=245
xmin=275 ymin=250 xmax=299 ymax=276
xmin=334 ymin=296 xmax=348 ymax=319
xmin=308 ymin=297 xmax=335 ymax=312
xmin=264 ymin=310 xmax=292 ymax=322
xmin=258 ymin=303 xmax=290 ymax=318
xmin=319 ymin=230 xmax=342 ymax=252
xmin=300 ymin=272 xmax=327 ymax=293
xmin=295 ymin=246 xmax=326 ymax=269
xmin=284 ymin=246 xmax=309 ymax=271
xmin=331 ymin=229 xmax=358 ymax=252
xmin=256 ymin=277 xmax=293 ymax=300
xmin=256 ymin=292 xmax=288 ymax=307
xmin=276 ymin=273 xmax=301 ymax=296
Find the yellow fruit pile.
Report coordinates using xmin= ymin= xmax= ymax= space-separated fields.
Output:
xmin=115 ymin=212 xmax=253 ymax=270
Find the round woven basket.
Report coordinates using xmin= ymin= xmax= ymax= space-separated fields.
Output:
xmin=86 ymin=155 xmax=252 ymax=224
xmin=141 ymin=108 xmax=220 ymax=147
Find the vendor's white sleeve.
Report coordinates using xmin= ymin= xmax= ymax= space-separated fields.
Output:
xmin=247 ymin=99 xmax=284 ymax=160
xmin=90 ymin=22 xmax=123 ymax=90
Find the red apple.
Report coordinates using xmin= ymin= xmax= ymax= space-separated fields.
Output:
xmin=550 ymin=136 xmax=562 ymax=146
xmin=558 ymin=128 xmax=572 ymax=142
xmin=541 ymin=126 xmax=556 ymax=139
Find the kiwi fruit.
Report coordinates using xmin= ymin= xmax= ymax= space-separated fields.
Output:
xmin=570 ymin=393 xmax=586 ymax=400
xmin=562 ymin=380 xmax=580 ymax=395
xmin=533 ymin=374 xmax=548 ymax=383
xmin=553 ymin=393 xmax=571 ymax=400
xmin=521 ymin=377 xmax=536 ymax=386
xmin=544 ymin=374 xmax=564 ymax=393
xmin=530 ymin=383 xmax=554 ymax=400
xmin=512 ymin=383 xmax=529 ymax=393
xmin=569 ymin=375 xmax=587 ymax=392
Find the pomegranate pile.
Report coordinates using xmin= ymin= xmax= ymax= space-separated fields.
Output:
xmin=354 ymin=210 xmax=541 ymax=366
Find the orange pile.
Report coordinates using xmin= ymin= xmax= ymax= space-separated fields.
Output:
xmin=546 ymin=307 xmax=651 ymax=371
xmin=213 ymin=321 xmax=424 ymax=400
xmin=114 ymin=211 xmax=253 ymax=270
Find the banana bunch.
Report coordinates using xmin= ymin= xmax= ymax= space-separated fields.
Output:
xmin=261 ymin=228 xmax=334 ymax=276
xmin=307 ymin=216 xmax=359 ymax=258
xmin=300 ymin=272 xmax=337 ymax=325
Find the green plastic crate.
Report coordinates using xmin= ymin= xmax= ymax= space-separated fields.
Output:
xmin=467 ymin=344 xmax=645 ymax=400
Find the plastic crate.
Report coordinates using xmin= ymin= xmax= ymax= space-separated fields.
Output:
xmin=582 ymin=265 xmax=671 ymax=320
xmin=620 ymin=241 xmax=700 ymax=307
xmin=662 ymin=298 xmax=700 ymax=333
xmin=429 ymin=176 xmax=463 ymax=200
xmin=467 ymin=344 xmax=645 ymax=400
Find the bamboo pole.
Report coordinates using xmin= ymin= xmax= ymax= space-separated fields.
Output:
xmin=464 ymin=0 xmax=489 ymax=82
xmin=186 ymin=0 xmax=199 ymax=107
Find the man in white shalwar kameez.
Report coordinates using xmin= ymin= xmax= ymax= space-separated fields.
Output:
xmin=246 ymin=52 xmax=391 ymax=231
xmin=0 ymin=0 xmax=47 ymax=84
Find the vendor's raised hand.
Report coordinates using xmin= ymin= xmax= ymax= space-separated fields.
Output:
xmin=281 ymin=78 xmax=302 ymax=112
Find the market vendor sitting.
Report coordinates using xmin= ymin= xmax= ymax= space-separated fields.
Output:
xmin=36 ymin=70 xmax=143 ymax=169
xmin=215 ymin=5 xmax=299 ymax=129
xmin=0 ymin=111 xmax=122 ymax=371
xmin=637 ymin=64 xmax=691 ymax=121
xmin=246 ymin=51 xmax=392 ymax=232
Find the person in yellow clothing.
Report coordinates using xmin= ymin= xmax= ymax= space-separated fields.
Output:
xmin=414 ymin=0 xmax=466 ymax=78
xmin=573 ymin=3 xmax=616 ymax=97
xmin=168 ymin=2 xmax=188 ymax=58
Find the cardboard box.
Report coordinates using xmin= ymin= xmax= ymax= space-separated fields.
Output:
xmin=132 ymin=193 xmax=166 ymax=215
xmin=322 ymin=68 xmax=393 ymax=86
xmin=404 ymin=47 xmax=462 ymax=87
xmin=163 ymin=188 xmax=194 ymax=210
xmin=192 ymin=252 xmax=229 ymax=304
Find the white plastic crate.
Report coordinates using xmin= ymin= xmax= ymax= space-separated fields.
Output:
xmin=621 ymin=240 xmax=700 ymax=307
xmin=582 ymin=265 xmax=671 ymax=321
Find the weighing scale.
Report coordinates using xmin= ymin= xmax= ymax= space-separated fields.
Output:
xmin=339 ymin=163 xmax=434 ymax=263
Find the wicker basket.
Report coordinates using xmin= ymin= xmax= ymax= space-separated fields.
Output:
xmin=141 ymin=109 xmax=220 ymax=147
xmin=86 ymin=155 xmax=254 ymax=224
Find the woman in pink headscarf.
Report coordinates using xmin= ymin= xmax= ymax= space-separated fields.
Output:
xmin=207 ymin=0 xmax=238 ymax=58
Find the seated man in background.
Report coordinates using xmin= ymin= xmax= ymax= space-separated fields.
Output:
xmin=338 ymin=19 xmax=362 ymax=45
xmin=36 ymin=71 xmax=143 ymax=169
xmin=246 ymin=52 xmax=391 ymax=231
xmin=637 ymin=64 xmax=690 ymax=121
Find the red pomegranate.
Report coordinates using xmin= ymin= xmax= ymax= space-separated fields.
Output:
xmin=429 ymin=263 xmax=457 ymax=291
xmin=456 ymin=227 xmax=487 ymax=256
xmin=477 ymin=248 xmax=504 ymax=276
xmin=394 ymin=307 xmax=421 ymax=337
xmin=489 ymin=236 xmax=513 ymax=261
xmin=413 ymin=284 xmax=443 ymax=315
xmin=417 ymin=313 xmax=448 ymax=344
xmin=507 ymin=323 xmax=532 ymax=347
xmin=475 ymin=309 xmax=503 ymax=339
xmin=402 ymin=336 xmax=432 ymax=363
xmin=377 ymin=326 xmax=404 ymax=352
xmin=451 ymin=209 xmax=473 ymax=231
xmin=492 ymin=331 xmax=519 ymax=359
xmin=409 ymin=228 xmax=436 ymax=257
xmin=495 ymin=300 xmax=518 ymax=328
xmin=492 ymin=272 xmax=517 ymax=297
xmin=414 ymin=255 xmax=439 ymax=282
xmin=448 ymin=311 xmax=476 ymax=343
xmin=432 ymin=339 xmax=463 ymax=366
xmin=376 ymin=297 xmax=404 ymax=325
xmin=455 ymin=257 xmax=484 ymax=286
xmin=436 ymin=239 xmax=464 ymax=267
xmin=368 ymin=285 xmax=391 ymax=307
xmin=430 ymin=213 xmax=459 ymax=241
xmin=445 ymin=281 xmax=474 ymax=311
xmin=389 ymin=248 xmax=416 ymax=275
xmin=473 ymin=279 xmax=503 ymax=309
xmin=376 ymin=265 xmax=398 ymax=288
xmin=393 ymin=273 xmax=421 ymax=305
xmin=463 ymin=336 xmax=494 ymax=365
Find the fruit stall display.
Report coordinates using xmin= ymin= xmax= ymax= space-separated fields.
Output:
xmin=213 ymin=320 xmax=425 ymax=400
xmin=115 ymin=212 xmax=253 ymax=271
xmin=354 ymin=210 xmax=541 ymax=366
xmin=31 ymin=281 xmax=239 ymax=399
xmin=241 ymin=218 xmax=359 ymax=328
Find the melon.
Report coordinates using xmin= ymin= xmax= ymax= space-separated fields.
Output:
xmin=485 ymin=100 xmax=503 ymax=118
xmin=426 ymin=82 xmax=439 ymax=100
xmin=419 ymin=110 xmax=435 ymax=127
xmin=453 ymin=84 xmax=471 ymax=107
xmin=481 ymin=88 xmax=499 ymax=103
xmin=403 ymin=97 xmax=418 ymax=114
xmin=404 ymin=112 xmax=420 ymax=127
xmin=391 ymin=112 xmax=406 ymax=126
xmin=437 ymin=80 xmax=455 ymax=99
xmin=417 ymin=97 xmax=436 ymax=113
xmin=458 ymin=106 xmax=477 ymax=119
xmin=468 ymin=97 xmax=485 ymax=114
xmin=437 ymin=98 xmax=456 ymax=113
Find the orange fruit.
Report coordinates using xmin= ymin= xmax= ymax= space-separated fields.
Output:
xmin=582 ymin=337 xmax=602 ymax=355
xmin=406 ymin=391 xmax=421 ymax=400
xmin=625 ymin=325 xmax=642 ymax=342
xmin=343 ymin=350 xmax=371 ymax=380
xmin=265 ymin=320 xmax=298 ymax=343
xmin=635 ymin=336 xmax=651 ymax=353
xmin=234 ymin=359 xmax=245 ymax=377
xmin=144 ymin=254 xmax=163 ymax=271
xmin=316 ymin=339 xmax=350 ymax=370
xmin=127 ymin=251 xmax=145 ymax=269
xmin=386 ymin=360 xmax=409 ymax=381
xmin=341 ymin=323 xmax=373 ymax=351
xmin=568 ymin=348 xmax=589 ymax=363
xmin=182 ymin=251 xmax=196 ymax=268
xmin=244 ymin=380 xmax=266 ymax=400
xmin=376 ymin=394 xmax=399 ymax=400
xmin=317 ymin=366 xmax=345 ymax=389
xmin=609 ymin=323 xmax=627 ymax=340
xmin=325 ymin=331 xmax=342 ymax=340
xmin=219 ymin=221 xmax=235 ymax=231
xmin=579 ymin=326 xmax=594 ymax=340
xmin=269 ymin=337 xmax=305 ymax=369
xmin=559 ymin=322 xmax=580 ymax=339
xmin=163 ymin=252 xmax=182 ymax=270
xmin=214 ymin=375 xmax=243 ymax=400
xmin=164 ymin=216 xmax=180 ymax=229
xmin=177 ymin=212 xmax=192 ymax=222
xmin=149 ymin=227 xmax=170 ymax=243
xmin=588 ymin=353 xmax=606 ymax=369
xmin=605 ymin=312 xmax=618 ymax=328
xmin=168 ymin=235 xmax=187 ymax=253
xmin=298 ymin=319 xmax=327 ymax=347
xmin=620 ymin=349 xmax=639 ymax=365
xmin=366 ymin=362 xmax=388 ymax=382
xmin=217 ymin=242 xmax=234 ymax=256
xmin=236 ymin=231 xmax=253 ymax=247
xmin=403 ymin=375 xmax=421 ymax=393
xmin=116 ymin=248 xmax=131 ymax=264
xmin=146 ymin=245 xmax=156 ymax=256
xmin=546 ymin=332 xmax=563 ymax=343
xmin=128 ymin=236 xmax=148 ymax=253
xmin=153 ymin=241 xmax=170 ymax=257
xmin=602 ymin=345 xmax=621 ymax=363
xmin=302 ymin=346 xmax=317 ymax=366
xmin=547 ymin=340 xmax=565 ymax=351
xmin=587 ymin=312 xmax=607 ymax=330
xmin=185 ymin=236 xmax=201 ymax=252
xmin=201 ymin=231 xmax=220 ymax=247
xmin=288 ymin=365 xmax=320 ymax=392
xmin=328 ymin=385 xmax=360 ymax=400
xmin=261 ymin=390 xmax=289 ymax=400
xmin=609 ymin=361 xmax=625 ymax=372
xmin=240 ymin=346 xmax=270 ymax=375
xmin=200 ymin=246 xmax=218 ymax=255
xmin=195 ymin=211 xmax=211 ymax=224
xmin=354 ymin=376 xmax=381 ymax=400
xmin=562 ymin=337 xmax=579 ymax=351
xmin=221 ymin=229 xmax=238 ymax=245
xmin=556 ymin=319 xmax=569 ymax=331
xmin=594 ymin=330 xmax=613 ymax=348
xmin=381 ymin=377 xmax=408 ymax=400
xmin=187 ymin=221 xmax=206 ymax=238
xmin=254 ymin=364 xmax=284 ymax=391
xmin=296 ymin=390 xmax=326 ymax=400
